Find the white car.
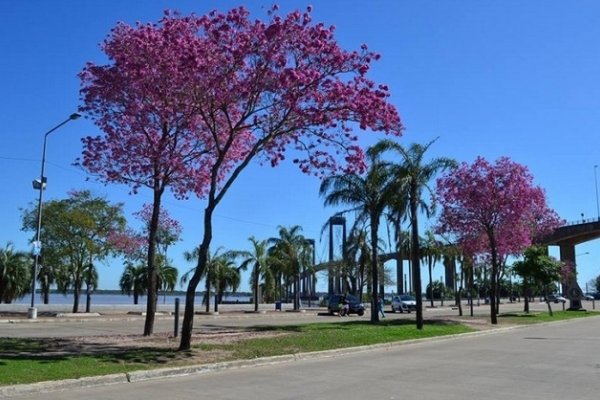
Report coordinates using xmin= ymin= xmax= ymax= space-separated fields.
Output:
xmin=391 ymin=295 xmax=417 ymax=313
xmin=546 ymin=294 xmax=567 ymax=303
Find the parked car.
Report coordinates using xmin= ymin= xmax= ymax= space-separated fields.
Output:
xmin=584 ymin=294 xmax=595 ymax=301
xmin=546 ymin=294 xmax=567 ymax=303
xmin=327 ymin=294 xmax=365 ymax=316
xmin=391 ymin=294 xmax=417 ymax=313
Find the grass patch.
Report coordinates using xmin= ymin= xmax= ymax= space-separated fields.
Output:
xmin=197 ymin=319 xmax=473 ymax=359
xmin=498 ymin=309 xmax=599 ymax=324
xmin=0 ymin=339 xmax=182 ymax=386
xmin=1 ymin=320 xmax=470 ymax=386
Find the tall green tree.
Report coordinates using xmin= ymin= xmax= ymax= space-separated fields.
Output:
xmin=373 ymin=138 xmax=456 ymax=329
xmin=269 ymin=226 xmax=311 ymax=311
xmin=320 ymin=149 xmax=398 ymax=322
xmin=22 ymin=190 xmax=126 ymax=312
xmin=0 ymin=243 xmax=31 ymax=303
xmin=210 ymin=253 xmax=241 ymax=313
xmin=421 ymin=230 xmax=444 ymax=308
xmin=513 ymin=246 xmax=561 ymax=315
xmin=231 ymin=237 xmax=271 ymax=312
xmin=119 ymin=261 xmax=147 ymax=305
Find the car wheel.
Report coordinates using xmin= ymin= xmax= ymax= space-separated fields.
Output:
xmin=407 ymin=310 xmax=411 ymax=313
xmin=358 ymin=310 xmax=364 ymax=316
xmin=399 ymin=308 xmax=404 ymax=313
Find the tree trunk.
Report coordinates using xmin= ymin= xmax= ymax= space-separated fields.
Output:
xmin=523 ymin=280 xmax=530 ymax=313
xmin=410 ymin=190 xmax=423 ymax=330
xmin=72 ymin=280 xmax=81 ymax=314
xmin=144 ymin=187 xmax=164 ymax=336
xmin=428 ymin=259 xmax=434 ymax=308
xmin=370 ymin=214 xmax=379 ymax=323
xmin=456 ymin=286 xmax=463 ymax=316
xmin=489 ymin=231 xmax=498 ymax=325
xmin=253 ymin=264 xmax=259 ymax=312
xmin=85 ymin=284 xmax=92 ymax=313
xmin=179 ymin=203 xmax=214 ymax=351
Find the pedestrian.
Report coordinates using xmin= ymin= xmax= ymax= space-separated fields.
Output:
xmin=378 ymin=295 xmax=386 ymax=318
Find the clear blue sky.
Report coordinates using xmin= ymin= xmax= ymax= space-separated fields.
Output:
xmin=2 ymin=1 xmax=600 ymax=293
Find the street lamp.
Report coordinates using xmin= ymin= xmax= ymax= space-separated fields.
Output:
xmin=595 ymin=165 xmax=599 ymax=220
xmin=29 ymin=113 xmax=80 ymax=319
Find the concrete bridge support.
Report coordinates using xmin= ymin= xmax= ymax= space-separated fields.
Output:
xmin=558 ymin=244 xmax=584 ymax=310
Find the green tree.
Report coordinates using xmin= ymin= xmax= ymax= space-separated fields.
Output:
xmin=231 ymin=237 xmax=272 ymax=312
xmin=421 ymin=230 xmax=444 ymax=308
xmin=269 ymin=226 xmax=311 ymax=311
xmin=210 ymin=253 xmax=241 ymax=313
xmin=22 ymin=190 xmax=126 ymax=312
xmin=156 ymin=254 xmax=179 ymax=302
xmin=372 ymin=138 xmax=456 ymax=329
xmin=513 ymin=246 xmax=561 ymax=315
xmin=0 ymin=243 xmax=31 ymax=303
xmin=320 ymin=149 xmax=398 ymax=322
xmin=119 ymin=261 xmax=147 ymax=305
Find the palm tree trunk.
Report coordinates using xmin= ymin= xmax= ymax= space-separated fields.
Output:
xmin=253 ymin=265 xmax=259 ymax=312
xmin=370 ymin=213 xmax=380 ymax=323
xmin=428 ymin=259 xmax=434 ymax=308
xmin=410 ymin=187 xmax=423 ymax=330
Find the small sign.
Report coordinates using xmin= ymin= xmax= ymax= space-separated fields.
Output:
xmin=32 ymin=241 xmax=41 ymax=256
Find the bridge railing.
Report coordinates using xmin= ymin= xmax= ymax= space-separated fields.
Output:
xmin=562 ymin=217 xmax=600 ymax=227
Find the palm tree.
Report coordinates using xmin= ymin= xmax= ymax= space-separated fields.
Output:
xmin=230 ymin=237 xmax=271 ymax=312
xmin=0 ymin=243 xmax=31 ymax=303
xmin=181 ymin=247 xmax=233 ymax=313
xmin=210 ymin=253 xmax=241 ymax=312
xmin=320 ymin=149 xmax=397 ymax=322
xmin=119 ymin=261 xmax=147 ymax=304
xmin=421 ymin=230 xmax=443 ymax=308
xmin=343 ymin=227 xmax=370 ymax=299
xmin=385 ymin=190 xmax=410 ymax=295
xmin=156 ymin=254 xmax=179 ymax=303
xmin=372 ymin=138 xmax=456 ymax=329
xmin=269 ymin=226 xmax=311 ymax=311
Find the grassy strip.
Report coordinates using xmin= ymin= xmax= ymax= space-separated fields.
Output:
xmin=0 ymin=340 xmax=179 ymax=386
xmin=196 ymin=319 xmax=473 ymax=359
xmin=498 ymin=309 xmax=599 ymax=324
xmin=0 ymin=319 xmax=469 ymax=386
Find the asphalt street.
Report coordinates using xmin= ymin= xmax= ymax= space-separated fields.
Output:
xmin=6 ymin=312 xmax=600 ymax=400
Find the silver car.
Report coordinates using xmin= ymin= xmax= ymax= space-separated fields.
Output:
xmin=391 ymin=294 xmax=417 ymax=313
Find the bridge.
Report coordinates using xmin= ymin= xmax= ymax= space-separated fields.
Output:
xmin=300 ymin=218 xmax=600 ymax=310
xmin=540 ymin=218 xmax=600 ymax=309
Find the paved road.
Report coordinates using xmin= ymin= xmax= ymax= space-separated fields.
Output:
xmin=10 ymin=313 xmax=600 ymax=400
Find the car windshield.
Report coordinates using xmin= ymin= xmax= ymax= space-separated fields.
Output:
xmin=400 ymin=295 xmax=415 ymax=301
xmin=345 ymin=295 xmax=359 ymax=303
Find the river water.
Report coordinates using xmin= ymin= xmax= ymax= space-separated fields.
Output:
xmin=12 ymin=292 xmax=252 ymax=306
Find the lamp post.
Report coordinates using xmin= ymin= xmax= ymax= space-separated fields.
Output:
xmin=29 ymin=113 xmax=80 ymax=319
xmin=595 ymin=165 xmax=599 ymax=220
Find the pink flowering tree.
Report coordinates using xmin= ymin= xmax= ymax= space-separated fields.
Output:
xmin=109 ymin=205 xmax=181 ymax=305
xmin=436 ymin=157 xmax=561 ymax=324
xmin=79 ymin=5 xmax=402 ymax=348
